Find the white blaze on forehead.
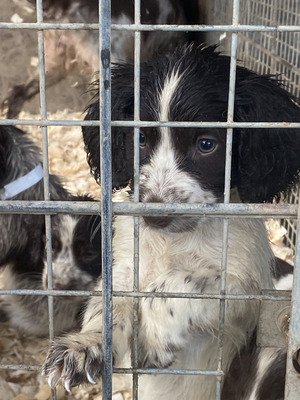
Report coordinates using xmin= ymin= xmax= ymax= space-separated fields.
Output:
xmin=156 ymin=68 xmax=183 ymax=155
xmin=158 ymin=68 xmax=182 ymax=122
xmin=51 ymin=215 xmax=77 ymax=285
xmin=58 ymin=215 xmax=77 ymax=248
xmin=140 ymin=66 xmax=217 ymax=205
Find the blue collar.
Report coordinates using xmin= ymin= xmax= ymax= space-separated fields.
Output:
xmin=0 ymin=164 xmax=44 ymax=200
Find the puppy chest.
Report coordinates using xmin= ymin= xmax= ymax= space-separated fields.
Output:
xmin=138 ymin=235 xmax=209 ymax=290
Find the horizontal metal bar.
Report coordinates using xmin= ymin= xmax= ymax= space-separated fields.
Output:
xmin=104 ymin=24 xmax=300 ymax=33
xmin=0 ymin=289 xmax=291 ymax=302
xmin=113 ymin=291 xmax=292 ymax=302
xmin=0 ymin=22 xmax=300 ymax=32
xmin=0 ymin=201 xmax=297 ymax=218
xmin=1 ymin=119 xmax=300 ymax=129
xmin=0 ymin=364 xmax=41 ymax=371
xmin=114 ymin=368 xmax=224 ymax=376
xmin=0 ymin=363 xmax=223 ymax=376
xmin=0 ymin=200 xmax=101 ymax=214
xmin=0 ymin=289 xmax=99 ymax=296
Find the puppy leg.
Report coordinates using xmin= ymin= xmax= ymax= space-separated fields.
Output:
xmin=42 ymin=279 xmax=133 ymax=390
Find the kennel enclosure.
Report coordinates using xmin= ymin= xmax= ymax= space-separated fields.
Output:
xmin=0 ymin=1 xmax=299 ymax=399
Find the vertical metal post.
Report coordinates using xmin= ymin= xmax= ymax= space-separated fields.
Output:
xmin=216 ymin=0 xmax=239 ymax=398
xmin=99 ymin=0 xmax=113 ymax=399
xmin=133 ymin=1 xmax=141 ymax=399
xmin=285 ymin=200 xmax=300 ymax=398
xmin=36 ymin=1 xmax=56 ymax=399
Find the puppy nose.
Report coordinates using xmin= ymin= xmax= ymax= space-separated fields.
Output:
xmin=52 ymin=282 xmax=66 ymax=290
xmin=44 ymin=275 xmax=67 ymax=291
xmin=143 ymin=215 xmax=173 ymax=229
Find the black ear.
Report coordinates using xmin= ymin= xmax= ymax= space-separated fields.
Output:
xmin=234 ymin=72 xmax=300 ymax=202
xmin=82 ymin=64 xmax=135 ymax=190
xmin=0 ymin=125 xmax=41 ymax=187
xmin=0 ymin=126 xmax=11 ymax=186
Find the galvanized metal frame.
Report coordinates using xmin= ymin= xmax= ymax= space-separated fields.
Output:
xmin=36 ymin=0 xmax=57 ymax=397
xmin=1 ymin=22 xmax=300 ymax=32
xmin=132 ymin=1 xmax=142 ymax=397
xmin=98 ymin=0 xmax=113 ymax=398
xmin=0 ymin=0 xmax=299 ymax=399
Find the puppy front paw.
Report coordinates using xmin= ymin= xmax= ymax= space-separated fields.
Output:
xmin=42 ymin=331 xmax=102 ymax=392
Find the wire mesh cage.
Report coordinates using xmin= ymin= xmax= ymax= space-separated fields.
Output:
xmin=206 ymin=0 xmax=300 ymax=92
xmin=0 ymin=1 xmax=300 ymax=400
xmin=205 ymin=0 xmax=300 ymax=251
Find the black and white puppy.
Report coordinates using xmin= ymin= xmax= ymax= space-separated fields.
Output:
xmin=222 ymin=332 xmax=288 ymax=400
xmin=43 ymin=45 xmax=300 ymax=399
xmin=38 ymin=0 xmax=187 ymax=62
xmin=0 ymin=125 xmax=101 ymax=336
xmin=3 ymin=0 xmax=187 ymax=118
xmin=222 ymin=257 xmax=294 ymax=400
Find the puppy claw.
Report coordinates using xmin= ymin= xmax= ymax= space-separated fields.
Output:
xmin=64 ymin=379 xmax=71 ymax=393
xmin=86 ymin=371 xmax=96 ymax=384
xmin=47 ymin=376 xmax=54 ymax=388
xmin=42 ymin=332 xmax=103 ymax=390
xmin=47 ymin=372 xmax=60 ymax=389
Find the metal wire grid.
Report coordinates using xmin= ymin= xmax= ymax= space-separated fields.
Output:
xmin=236 ymin=2 xmax=300 ymax=252
xmin=0 ymin=0 xmax=300 ymax=399
xmin=206 ymin=0 xmax=300 ymax=252
xmin=207 ymin=0 xmax=300 ymax=93
xmin=285 ymin=185 xmax=300 ymax=249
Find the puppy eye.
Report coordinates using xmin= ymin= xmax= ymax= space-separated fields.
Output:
xmin=51 ymin=237 xmax=62 ymax=255
xmin=140 ymin=132 xmax=146 ymax=147
xmin=196 ymin=138 xmax=216 ymax=153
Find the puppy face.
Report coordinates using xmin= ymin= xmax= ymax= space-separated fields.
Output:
xmin=139 ymin=68 xmax=229 ymax=194
xmin=43 ymin=214 xmax=101 ymax=298
xmin=83 ymin=45 xmax=300 ymax=209
xmin=137 ymin=66 xmax=228 ymax=232
xmin=139 ymin=127 xmax=227 ymax=201
xmin=139 ymin=128 xmax=226 ymax=232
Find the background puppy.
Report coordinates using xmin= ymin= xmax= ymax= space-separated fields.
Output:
xmin=43 ymin=45 xmax=300 ymax=399
xmin=0 ymin=125 xmax=101 ymax=336
xmin=222 ymin=257 xmax=293 ymax=400
xmin=3 ymin=0 xmax=188 ymax=118
xmin=222 ymin=333 xmax=287 ymax=400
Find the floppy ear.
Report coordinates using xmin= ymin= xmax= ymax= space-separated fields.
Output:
xmin=234 ymin=73 xmax=300 ymax=203
xmin=0 ymin=126 xmax=11 ymax=186
xmin=82 ymin=63 xmax=134 ymax=190
xmin=0 ymin=125 xmax=42 ymax=187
